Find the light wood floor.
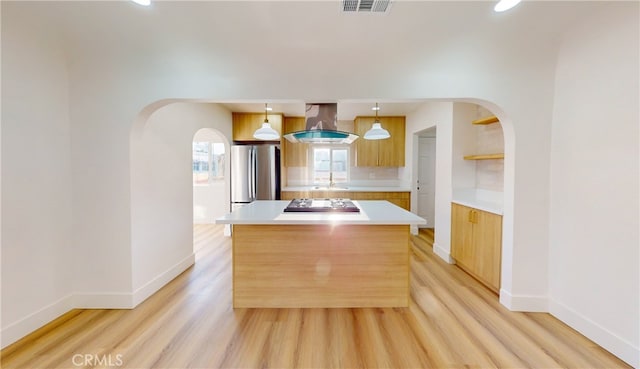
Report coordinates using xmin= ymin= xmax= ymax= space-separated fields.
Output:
xmin=1 ymin=225 xmax=630 ymax=369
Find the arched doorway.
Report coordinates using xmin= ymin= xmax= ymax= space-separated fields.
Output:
xmin=192 ymin=128 xmax=227 ymax=224
xmin=130 ymin=101 xmax=232 ymax=305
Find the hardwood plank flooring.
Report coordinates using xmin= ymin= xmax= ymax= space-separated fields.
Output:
xmin=1 ymin=225 xmax=630 ymax=369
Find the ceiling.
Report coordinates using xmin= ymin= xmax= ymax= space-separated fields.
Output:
xmin=218 ymin=101 xmax=426 ymax=120
xmin=5 ymin=0 xmax=610 ymax=118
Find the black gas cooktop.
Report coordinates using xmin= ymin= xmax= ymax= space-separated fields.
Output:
xmin=283 ymin=198 xmax=360 ymax=213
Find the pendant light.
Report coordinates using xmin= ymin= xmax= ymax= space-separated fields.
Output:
xmin=364 ymin=103 xmax=390 ymax=140
xmin=253 ymin=103 xmax=280 ymax=140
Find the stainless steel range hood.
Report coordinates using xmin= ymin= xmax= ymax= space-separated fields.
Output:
xmin=284 ymin=130 xmax=358 ymax=144
xmin=283 ymin=103 xmax=359 ymax=144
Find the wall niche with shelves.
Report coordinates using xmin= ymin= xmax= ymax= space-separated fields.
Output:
xmin=452 ymin=104 xmax=505 ymax=195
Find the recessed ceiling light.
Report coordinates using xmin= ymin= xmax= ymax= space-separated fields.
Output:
xmin=494 ymin=0 xmax=521 ymax=12
xmin=131 ymin=0 xmax=151 ymax=6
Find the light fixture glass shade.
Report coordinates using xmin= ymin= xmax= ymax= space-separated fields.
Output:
xmin=494 ymin=0 xmax=521 ymax=12
xmin=131 ymin=0 xmax=151 ymax=6
xmin=364 ymin=122 xmax=390 ymax=140
xmin=253 ymin=122 xmax=280 ymax=140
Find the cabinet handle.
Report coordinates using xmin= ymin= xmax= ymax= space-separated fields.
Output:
xmin=468 ymin=210 xmax=478 ymax=224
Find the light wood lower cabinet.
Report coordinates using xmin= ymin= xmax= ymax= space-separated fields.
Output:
xmin=451 ymin=203 xmax=502 ymax=293
xmin=282 ymin=191 xmax=410 ymax=210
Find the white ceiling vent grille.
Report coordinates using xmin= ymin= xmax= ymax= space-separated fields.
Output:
xmin=342 ymin=0 xmax=392 ymax=13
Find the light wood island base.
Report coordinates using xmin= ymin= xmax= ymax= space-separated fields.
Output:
xmin=232 ymin=224 xmax=409 ymax=308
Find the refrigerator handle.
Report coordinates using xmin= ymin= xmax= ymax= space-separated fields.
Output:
xmin=247 ymin=147 xmax=253 ymax=201
xmin=250 ymin=147 xmax=257 ymax=200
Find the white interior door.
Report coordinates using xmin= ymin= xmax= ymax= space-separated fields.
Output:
xmin=417 ymin=137 xmax=436 ymax=228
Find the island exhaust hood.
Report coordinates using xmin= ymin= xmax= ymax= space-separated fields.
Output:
xmin=283 ymin=103 xmax=359 ymax=144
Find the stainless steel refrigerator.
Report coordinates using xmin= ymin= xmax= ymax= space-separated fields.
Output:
xmin=231 ymin=145 xmax=280 ymax=210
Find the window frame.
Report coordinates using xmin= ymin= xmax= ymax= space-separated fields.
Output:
xmin=193 ymin=141 xmax=225 ymax=186
xmin=309 ymin=145 xmax=350 ymax=185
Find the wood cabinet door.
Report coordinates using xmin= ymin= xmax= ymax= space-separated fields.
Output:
xmin=474 ymin=210 xmax=502 ymax=291
xmin=232 ymin=113 xmax=283 ymax=141
xmin=451 ymin=203 xmax=475 ymax=269
xmin=283 ymin=117 xmax=308 ymax=167
xmin=377 ymin=116 xmax=406 ymax=167
xmin=354 ymin=116 xmax=405 ymax=167
xmin=354 ymin=117 xmax=380 ymax=167
xmin=451 ymin=203 xmax=502 ymax=293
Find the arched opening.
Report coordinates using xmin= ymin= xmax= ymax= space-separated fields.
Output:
xmin=192 ymin=129 xmax=227 ymax=222
xmin=408 ymin=100 xmax=515 ymax=303
xmin=192 ymin=128 xmax=228 ymax=255
xmin=130 ymin=98 xmax=517 ymax=310
xmin=129 ymin=101 xmax=232 ymax=305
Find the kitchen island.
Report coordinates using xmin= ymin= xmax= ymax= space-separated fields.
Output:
xmin=216 ymin=200 xmax=426 ymax=308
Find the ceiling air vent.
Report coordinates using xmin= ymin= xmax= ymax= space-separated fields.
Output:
xmin=342 ymin=0 xmax=392 ymax=13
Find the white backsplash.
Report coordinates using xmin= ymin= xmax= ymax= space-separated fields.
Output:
xmin=286 ymin=166 xmax=405 ymax=187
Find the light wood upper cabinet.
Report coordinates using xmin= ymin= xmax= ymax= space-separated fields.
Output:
xmin=377 ymin=116 xmax=406 ymax=167
xmin=354 ymin=116 xmax=405 ymax=167
xmin=282 ymin=116 xmax=308 ymax=167
xmin=451 ymin=203 xmax=502 ymax=293
xmin=232 ymin=112 xmax=283 ymax=142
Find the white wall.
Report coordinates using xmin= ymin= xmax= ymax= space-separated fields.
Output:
xmin=1 ymin=15 xmax=74 ymax=346
xmin=548 ymin=5 xmax=639 ymax=366
xmin=406 ymin=102 xmax=455 ymax=262
xmin=193 ymin=129 xmax=228 ymax=224
xmin=452 ymin=103 xmax=478 ymax=190
xmin=130 ymin=103 xmax=232 ymax=302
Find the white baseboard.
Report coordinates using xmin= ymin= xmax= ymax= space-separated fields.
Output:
xmin=1 ymin=294 xmax=74 ymax=349
xmin=499 ymin=289 xmax=548 ymax=312
xmin=2 ymin=254 xmax=196 ymax=349
xmin=73 ymin=292 xmax=134 ymax=309
xmin=432 ymin=242 xmax=455 ymax=264
xmin=550 ymin=299 xmax=639 ymax=368
xmin=132 ymin=253 xmax=195 ymax=307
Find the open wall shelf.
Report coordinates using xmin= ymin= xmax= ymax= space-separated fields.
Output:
xmin=472 ymin=115 xmax=500 ymax=125
xmin=463 ymin=153 xmax=504 ymax=160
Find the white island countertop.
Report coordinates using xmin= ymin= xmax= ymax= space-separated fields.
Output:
xmin=216 ymin=200 xmax=427 ymax=225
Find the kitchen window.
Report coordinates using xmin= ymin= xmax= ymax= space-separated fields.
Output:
xmin=311 ymin=147 xmax=349 ymax=185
